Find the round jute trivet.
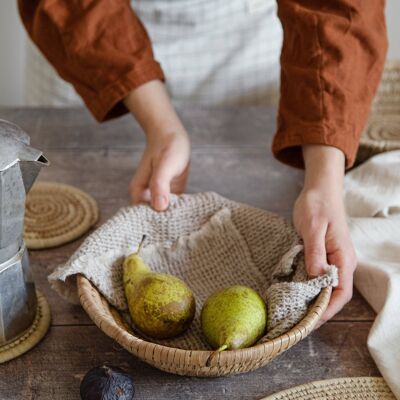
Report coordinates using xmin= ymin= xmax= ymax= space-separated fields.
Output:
xmin=357 ymin=115 xmax=400 ymax=165
xmin=24 ymin=182 xmax=99 ymax=250
xmin=357 ymin=60 xmax=400 ymax=165
xmin=261 ymin=377 xmax=395 ymax=400
xmin=0 ymin=291 xmax=51 ymax=363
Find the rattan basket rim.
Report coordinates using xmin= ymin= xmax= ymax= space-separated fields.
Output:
xmin=77 ymin=274 xmax=331 ymax=360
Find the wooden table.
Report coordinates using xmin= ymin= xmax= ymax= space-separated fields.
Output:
xmin=0 ymin=107 xmax=378 ymax=400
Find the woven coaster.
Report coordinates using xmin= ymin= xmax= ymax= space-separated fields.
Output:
xmin=0 ymin=291 xmax=51 ymax=363
xmin=24 ymin=182 xmax=99 ymax=250
xmin=357 ymin=115 xmax=400 ymax=165
xmin=357 ymin=60 xmax=400 ymax=165
xmin=261 ymin=377 xmax=395 ymax=400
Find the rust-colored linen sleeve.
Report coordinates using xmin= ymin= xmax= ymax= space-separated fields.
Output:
xmin=273 ymin=0 xmax=388 ymax=169
xmin=18 ymin=0 xmax=165 ymax=122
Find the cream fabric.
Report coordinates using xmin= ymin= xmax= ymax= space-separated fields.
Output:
xmin=25 ymin=0 xmax=282 ymax=107
xmin=133 ymin=0 xmax=282 ymax=106
xmin=49 ymin=192 xmax=337 ymax=350
xmin=344 ymin=150 xmax=400 ymax=399
xmin=26 ymin=41 xmax=82 ymax=107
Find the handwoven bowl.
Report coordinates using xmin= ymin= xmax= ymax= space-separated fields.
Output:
xmin=77 ymin=275 xmax=331 ymax=377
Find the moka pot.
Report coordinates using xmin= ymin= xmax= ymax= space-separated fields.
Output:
xmin=0 ymin=120 xmax=49 ymax=345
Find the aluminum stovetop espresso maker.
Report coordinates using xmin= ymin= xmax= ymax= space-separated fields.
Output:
xmin=0 ymin=119 xmax=48 ymax=345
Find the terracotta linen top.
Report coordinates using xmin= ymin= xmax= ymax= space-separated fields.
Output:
xmin=18 ymin=0 xmax=387 ymax=169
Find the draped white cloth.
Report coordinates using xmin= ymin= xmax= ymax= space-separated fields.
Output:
xmin=344 ymin=150 xmax=400 ymax=399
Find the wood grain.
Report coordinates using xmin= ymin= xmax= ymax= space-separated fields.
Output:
xmin=0 ymin=107 xmax=378 ymax=399
xmin=0 ymin=323 xmax=378 ymax=400
xmin=0 ymin=107 xmax=275 ymax=150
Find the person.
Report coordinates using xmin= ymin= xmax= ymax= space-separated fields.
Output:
xmin=18 ymin=0 xmax=387 ymax=325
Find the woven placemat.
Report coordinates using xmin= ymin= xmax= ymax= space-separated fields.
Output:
xmin=261 ymin=377 xmax=395 ymax=400
xmin=357 ymin=60 xmax=400 ymax=165
xmin=24 ymin=182 xmax=99 ymax=249
xmin=371 ymin=60 xmax=400 ymax=116
xmin=357 ymin=115 xmax=400 ymax=165
xmin=0 ymin=291 xmax=51 ymax=363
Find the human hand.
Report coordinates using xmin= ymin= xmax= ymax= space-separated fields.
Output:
xmin=123 ymin=80 xmax=191 ymax=211
xmin=130 ymin=130 xmax=190 ymax=210
xmin=293 ymin=145 xmax=357 ymax=327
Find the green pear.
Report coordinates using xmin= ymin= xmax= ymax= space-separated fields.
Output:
xmin=123 ymin=235 xmax=195 ymax=339
xmin=201 ymin=285 xmax=267 ymax=363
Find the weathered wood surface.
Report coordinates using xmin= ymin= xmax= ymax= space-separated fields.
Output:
xmin=0 ymin=108 xmax=377 ymax=400
xmin=0 ymin=324 xmax=378 ymax=400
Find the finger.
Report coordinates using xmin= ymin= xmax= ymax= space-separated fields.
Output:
xmin=149 ymin=153 xmax=176 ymax=211
xmin=130 ymin=157 xmax=152 ymax=204
xmin=322 ymin=285 xmax=353 ymax=322
xmin=314 ymin=319 xmax=326 ymax=330
xmin=139 ymin=188 xmax=151 ymax=203
xmin=303 ymin=224 xmax=328 ymax=277
xmin=170 ymin=163 xmax=190 ymax=195
xmin=321 ymin=255 xmax=354 ymax=321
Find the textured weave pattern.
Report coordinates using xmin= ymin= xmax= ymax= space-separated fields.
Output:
xmin=49 ymin=192 xmax=337 ymax=349
xmin=263 ymin=377 xmax=395 ymax=400
xmin=24 ymin=182 xmax=99 ymax=250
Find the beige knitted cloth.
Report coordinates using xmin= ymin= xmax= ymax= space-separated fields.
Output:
xmin=49 ymin=192 xmax=337 ymax=349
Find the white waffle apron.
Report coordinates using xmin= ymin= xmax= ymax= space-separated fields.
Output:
xmin=26 ymin=0 xmax=282 ymax=107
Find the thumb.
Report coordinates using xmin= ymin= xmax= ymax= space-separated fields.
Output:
xmin=303 ymin=226 xmax=328 ymax=277
xmin=149 ymin=154 xmax=175 ymax=211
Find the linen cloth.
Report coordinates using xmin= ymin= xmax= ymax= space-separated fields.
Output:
xmin=49 ymin=192 xmax=337 ymax=349
xmin=344 ymin=150 xmax=400 ymax=399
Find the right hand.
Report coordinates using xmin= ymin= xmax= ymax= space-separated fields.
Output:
xmin=130 ymin=130 xmax=191 ymax=211
xmin=294 ymin=145 xmax=357 ymax=327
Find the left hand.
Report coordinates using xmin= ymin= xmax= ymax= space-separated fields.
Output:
xmin=129 ymin=130 xmax=191 ymax=210
xmin=293 ymin=145 xmax=357 ymax=327
xmin=123 ymin=80 xmax=191 ymax=211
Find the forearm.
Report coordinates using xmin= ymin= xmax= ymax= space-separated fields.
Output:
xmin=302 ymin=145 xmax=345 ymax=192
xmin=273 ymin=0 xmax=387 ymax=170
xmin=18 ymin=0 xmax=164 ymax=122
xmin=123 ymin=80 xmax=187 ymax=142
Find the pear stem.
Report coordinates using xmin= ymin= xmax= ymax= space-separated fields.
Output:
xmin=136 ymin=235 xmax=147 ymax=255
xmin=206 ymin=344 xmax=228 ymax=367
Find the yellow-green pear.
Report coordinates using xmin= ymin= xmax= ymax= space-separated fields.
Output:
xmin=201 ymin=285 xmax=267 ymax=364
xmin=123 ymin=235 xmax=195 ymax=339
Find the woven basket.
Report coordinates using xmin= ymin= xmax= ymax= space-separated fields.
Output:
xmin=77 ymin=275 xmax=331 ymax=377
xmin=357 ymin=60 xmax=400 ymax=165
